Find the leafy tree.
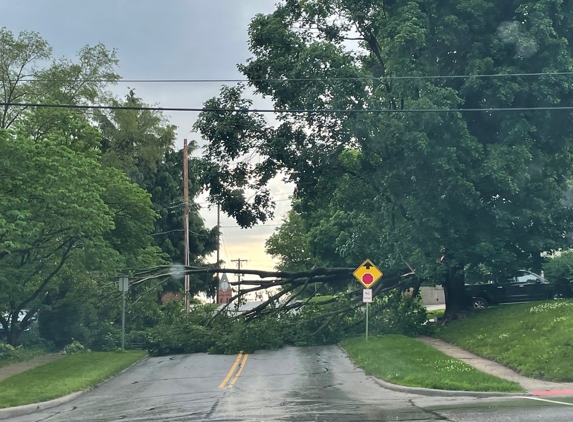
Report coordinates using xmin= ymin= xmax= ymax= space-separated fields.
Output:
xmin=95 ymin=91 xmax=218 ymax=297
xmin=141 ymin=147 xmax=219 ymax=297
xmin=266 ymin=209 xmax=314 ymax=272
xmin=543 ymin=251 xmax=573 ymax=297
xmin=196 ymin=0 xmax=573 ymax=314
xmin=95 ymin=90 xmax=175 ymax=179
xmin=0 ymin=28 xmax=51 ymax=129
xmin=0 ymin=27 xmax=119 ymax=137
xmin=0 ymin=129 xmax=157 ymax=345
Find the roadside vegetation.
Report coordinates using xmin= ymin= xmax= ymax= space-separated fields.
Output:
xmin=0 ymin=344 xmax=47 ymax=369
xmin=427 ymin=309 xmax=445 ymax=320
xmin=436 ymin=300 xmax=573 ymax=382
xmin=4 ymin=0 xmax=573 ymax=397
xmin=145 ymin=292 xmax=431 ymax=356
xmin=0 ymin=350 xmax=146 ymax=409
xmin=342 ymin=335 xmax=524 ymax=392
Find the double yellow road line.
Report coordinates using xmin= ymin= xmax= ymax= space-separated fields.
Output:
xmin=219 ymin=352 xmax=249 ymax=388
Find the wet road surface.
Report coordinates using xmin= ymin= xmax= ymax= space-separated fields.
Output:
xmin=7 ymin=345 xmax=573 ymax=421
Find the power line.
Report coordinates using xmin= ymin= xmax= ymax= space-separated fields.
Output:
xmin=220 ymin=224 xmax=281 ymax=229
xmin=2 ymin=102 xmax=573 ymax=114
xmin=17 ymin=71 xmax=573 ymax=83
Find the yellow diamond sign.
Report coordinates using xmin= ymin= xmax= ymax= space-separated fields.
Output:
xmin=353 ymin=259 xmax=383 ymax=289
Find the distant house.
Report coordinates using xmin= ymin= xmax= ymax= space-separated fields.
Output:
xmin=215 ymin=301 xmax=262 ymax=316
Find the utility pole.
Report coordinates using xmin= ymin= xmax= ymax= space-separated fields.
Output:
xmin=216 ymin=204 xmax=220 ymax=303
xmin=119 ymin=277 xmax=128 ymax=349
xmin=231 ymin=258 xmax=248 ymax=298
xmin=183 ymin=139 xmax=190 ymax=314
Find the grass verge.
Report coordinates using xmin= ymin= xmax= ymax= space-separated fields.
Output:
xmin=0 ymin=350 xmax=147 ymax=409
xmin=341 ymin=335 xmax=524 ymax=392
xmin=427 ymin=309 xmax=445 ymax=320
xmin=436 ymin=300 xmax=573 ymax=382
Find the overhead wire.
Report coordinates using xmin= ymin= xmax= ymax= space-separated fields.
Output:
xmin=2 ymin=102 xmax=573 ymax=114
xmin=17 ymin=70 xmax=573 ymax=83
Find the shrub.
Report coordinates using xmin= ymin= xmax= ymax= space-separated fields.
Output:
xmin=87 ymin=322 xmax=121 ymax=351
xmin=0 ymin=342 xmax=16 ymax=360
xmin=63 ymin=339 xmax=89 ymax=354
xmin=543 ymin=251 xmax=573 ymax=297
xmin=368 ymin=290 xmax=431 ymax=336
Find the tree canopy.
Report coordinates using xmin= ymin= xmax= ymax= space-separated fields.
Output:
xmin=0 ymin=28 xmax=217 ymax=345
xmin=195 ymin=0 xmax=573 ymax=312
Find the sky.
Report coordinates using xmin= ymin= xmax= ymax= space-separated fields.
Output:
xmin=1 ymin=0 xmax=293 ymax=274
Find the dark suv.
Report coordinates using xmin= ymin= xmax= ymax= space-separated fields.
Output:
xmin=465 ymin=270 xmax=554 ymax=309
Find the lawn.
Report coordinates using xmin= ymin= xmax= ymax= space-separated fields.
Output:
xmin=309 ymin=295 xmax=335 ymax=303
xmin=436 ymin=300 xmax=573 ymax=382
xmin=0 ymin=350 xmax=147 ymax=408
xmin=427 ymin=308 xmax=445 ymax=320
xmin=341 ymin=335 xmax=524 ymax=392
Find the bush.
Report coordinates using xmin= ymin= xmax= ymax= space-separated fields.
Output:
xmin=63 ymin=339 xmax=89 ymax=354
xmin=0 ymin=343 xmax=16 ymax=360
xmin=18 ymin=324 xmax=56 ymax=351
xmin=368 ymin=290 xmax=431 ymax=336
xmin=87 ymin=322 xmax=121 ymax=351
xmin=543 ymin=251 xmax=573 ymax=297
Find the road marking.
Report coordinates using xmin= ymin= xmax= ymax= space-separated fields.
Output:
xmin=228 ymin=354 xmax=249 ymax=388
xmin=523 ymin=397 xmax=573 ymax=407
xmin=533 ymin=389 xmax=573 ymax=396
xmin=218 ymin=353 xmax=243 ymax=388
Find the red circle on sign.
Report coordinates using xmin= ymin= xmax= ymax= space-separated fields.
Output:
xmin=362 ymin=273 xmax=374 ymax=285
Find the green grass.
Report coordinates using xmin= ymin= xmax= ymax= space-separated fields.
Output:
xmin=0 ymin=350 xmax=147 ymax=408
xmin=341 ymin=335 xmax=524 ymax=392
xmin=427 ymin=309 xmax=445 ymax=320
xmin=436 ymin=299 xmax=573 ymax=382
xmin=309 ymin=295 xmax=335 ymax=303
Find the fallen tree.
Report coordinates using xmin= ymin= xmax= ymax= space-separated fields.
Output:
xmin=128 ymin=264 xmax=419 ymax=329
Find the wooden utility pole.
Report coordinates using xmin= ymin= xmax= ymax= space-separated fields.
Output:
xmin=231 ymin=258 xmax=248 ymax=298
xmin=183 ymin=139 xmax=190 ymax=313
xmin=216 ymin=204 xmax=220 ymax=303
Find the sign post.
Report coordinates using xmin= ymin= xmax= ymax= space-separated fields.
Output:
xmin=119 ymin=277 xmax=129 ymax=349
xmin=353 ymin=260 xmax=383 ymax=341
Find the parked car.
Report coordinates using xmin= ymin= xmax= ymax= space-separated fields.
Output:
xmin=465 ymin=270 xmax=555 ymax=309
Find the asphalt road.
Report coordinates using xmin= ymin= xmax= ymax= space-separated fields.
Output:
xmin=7 ymin=345 xmax=573 ymax=421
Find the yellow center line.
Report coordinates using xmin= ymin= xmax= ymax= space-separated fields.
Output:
xmin=228 ymin=354 xmax=249 ymax=388
xmin=218 ymin=353 xmax=243 ymax=389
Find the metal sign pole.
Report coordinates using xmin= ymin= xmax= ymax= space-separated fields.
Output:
xmin=122 ymin=288 xmax=126 ymax=349
xmin=353 ymin=259 xmax=382 ymax=343
xmin=366 ymin=302 xmax=369 ymax=341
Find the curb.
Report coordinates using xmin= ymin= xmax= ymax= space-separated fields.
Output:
xmin=370 ymin=376 xmax=531 ymax=398
xmin=0 ymin=391 xmax=85 ymax=420
xmin=0 ymin=354 xmax=149 ymax=420
xmin=337 ymin=344 xmax=530 ymax=398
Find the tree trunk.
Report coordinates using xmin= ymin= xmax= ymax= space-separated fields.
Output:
xmin=7 ymin=320 xmax=22 ymax=347
xmin=443 ymin=268 xmax=470 ymax=317
xmin=5 ymin=309 xmax=31 ymax=346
